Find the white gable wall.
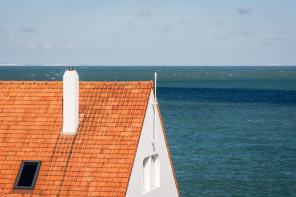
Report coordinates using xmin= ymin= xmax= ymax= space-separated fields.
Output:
xmin=126 ymin=89 xmax=179 ymax=197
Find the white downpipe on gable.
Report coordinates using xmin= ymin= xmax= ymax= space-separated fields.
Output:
xmin=152 ymin=72 xmax=157 ymax=151
xmin=61 ymin=68 xmax=79 ymax=135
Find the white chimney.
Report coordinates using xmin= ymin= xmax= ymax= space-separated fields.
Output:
xmin=62 ymin=67 xmax=79 ymax=135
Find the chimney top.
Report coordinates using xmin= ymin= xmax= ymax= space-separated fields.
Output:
xmin=62 ymin=69 xmax=79 ymax=135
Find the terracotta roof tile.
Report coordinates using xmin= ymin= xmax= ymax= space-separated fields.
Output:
xmin=0 ymin=81 xmax=153 ymax=196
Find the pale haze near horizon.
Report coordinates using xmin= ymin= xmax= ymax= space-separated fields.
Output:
xmin=0 ymin=0 xmax=295 ymax=66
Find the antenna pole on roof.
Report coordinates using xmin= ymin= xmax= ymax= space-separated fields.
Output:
xmin=152 ymin=72 xmax=157 ymax=151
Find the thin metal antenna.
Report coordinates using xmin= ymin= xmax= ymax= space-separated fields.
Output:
xmin=155 ymin=72 xmax=157 ymax=105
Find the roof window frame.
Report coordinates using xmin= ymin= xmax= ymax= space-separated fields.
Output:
xmin=13 ymin=160 xmax=42 ymax=190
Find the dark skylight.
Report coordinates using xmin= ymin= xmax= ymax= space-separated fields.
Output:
xmin=14 ymin=161 xmax=42 ymax=190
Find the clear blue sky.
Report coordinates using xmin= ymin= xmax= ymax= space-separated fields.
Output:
xmin=1 ymin=0 xmax=296 ymax=66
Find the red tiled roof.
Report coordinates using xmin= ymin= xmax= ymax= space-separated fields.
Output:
xmin=0 ymin=81 xmax=156 ymax=196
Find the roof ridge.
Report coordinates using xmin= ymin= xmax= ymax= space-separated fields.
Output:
xmin=0 ymin=80 xmax=153 ymax=85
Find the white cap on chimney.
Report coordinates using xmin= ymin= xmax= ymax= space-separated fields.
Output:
xmin=61 ymin=67 xmax=79 ymax=135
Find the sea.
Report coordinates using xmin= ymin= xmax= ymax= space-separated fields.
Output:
xmin=1 ymin=66 xmax=296 ymax=197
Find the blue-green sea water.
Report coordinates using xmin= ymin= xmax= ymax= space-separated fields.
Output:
xmin=1 ymin=66 xmax=296 ymax=196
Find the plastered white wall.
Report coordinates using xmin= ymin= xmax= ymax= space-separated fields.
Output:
xmin=125 ymin=90 xmax=179 ymax=197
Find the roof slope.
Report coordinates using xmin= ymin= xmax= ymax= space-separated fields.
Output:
xmin=0 ymin=81 xmax=152 ymax=196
